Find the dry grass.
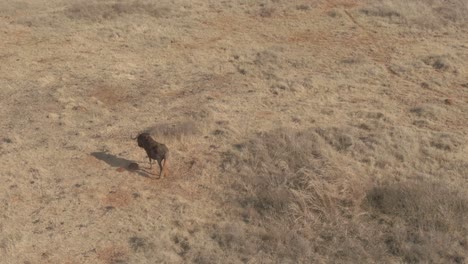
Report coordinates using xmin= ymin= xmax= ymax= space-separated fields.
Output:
xmin=145 ymin=121 xmax=199 ymax=140
xmin=65 ymin=0 xmax=172 ymax=21
xmin=361 ymin=0 xmax=468 ymax=29
xmin=1 ymin=0 xmax=467 ymax=263
xmin=366 ymin=180 xmax=468 ymax=263
xmin=218 ymin=127 xmax=468 ymax=262
xmin=223 ymin=128 xmax=363 ymax=220
xmin=219 ymin=128 xmax=369 ymax=261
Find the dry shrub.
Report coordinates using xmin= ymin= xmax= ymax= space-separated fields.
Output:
xmin=360 ymin=0 xmax=468 ymax=28
xmin=65 ymin=0 xmax=171 ymax=21
xmin=366 ymin=180 xmax=468 ymax=263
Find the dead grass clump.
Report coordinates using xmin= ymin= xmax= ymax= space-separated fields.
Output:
xmin=429 ymin=132 xmax=462 ymax=151
xmin=410 ymin=104 xmax=445 ymax=121
xmin=223 ymin=127 xmax=367 ymax=227
xmin=146 ymin=121 xmax=199 ymax=140
xmin=210 ymin=223 xmax=246 ymax=251
xmin=14 ymin=16 xmax=59 ymax=28
xmin=361 ymin=0 xmax=468 ymax=28
xmin=366 ymin=180 xmax=467 ymax=232
xmin=360 ymin=4 xmax=400 ymax=18
xmin=128 ymin=236 xmax=147 ymax=252
xmin=366 ymin=180 xmax=468 ymax=262
xmin=258 ymin=7 xmax=276 ymax=18
xmin=97 ymin=245 xmax=129 ymax=264
xmin=423 ymin=55 xmax=453 ymax=71
xmin=254 ymin=50 xmax=280 ymax=67
xmin=225 ymin=127 xmax=370 ymax=220
xmin=296 ymin=4 xmax=310 ymax=11
xmin=65 ymin=0 xmax=171 ymax=21
xmin=316 ymin=127 xmax=354 ymax=151
xmin=327 ymin=9 xmax=342 ymax=18
xmin=220 ymin=125 xmax=468 ymax=262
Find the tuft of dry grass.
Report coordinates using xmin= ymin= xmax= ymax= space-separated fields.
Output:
xmin=65 ymin=0 xmax=171 ymax=21
xmin=361 ymin=0 xmax=468 ymax=28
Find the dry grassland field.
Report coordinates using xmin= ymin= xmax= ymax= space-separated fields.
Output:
xmin=1 ymin=0 xmax=468 ymax=263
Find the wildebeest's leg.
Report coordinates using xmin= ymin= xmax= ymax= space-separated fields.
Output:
xmin=148 ymin=156 xmax=152 ymax=169
xmin=157 ymin=159 xmax=163 ymax=177
xmin=162 ymin=158 xmax=168 ymax=177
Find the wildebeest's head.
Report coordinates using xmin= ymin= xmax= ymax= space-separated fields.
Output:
xmin=136 ymin=133 xmax=152 ymax=148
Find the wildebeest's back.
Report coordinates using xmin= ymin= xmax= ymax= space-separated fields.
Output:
xmin=147 ymin=142 xmax=168 ymax=160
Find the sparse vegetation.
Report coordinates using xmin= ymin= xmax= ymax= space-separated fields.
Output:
xmin=65 ymin=0 xmax=171 ymax=21
xmin=1 ymin=0 xmax=467 ymax=263
xmin=361 ymin=0 xmax=468 ymax=28
xmin=366 ymin=180 xmax=468 ymax=263
xmin=146 ymin=121 xmax=199 ymax=140
xmin=128 ymin=236 xmax=147 ymax=252
xmin=217 ymin=127 xmax=468 ymax=262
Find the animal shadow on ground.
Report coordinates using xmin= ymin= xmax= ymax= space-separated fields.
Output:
xmin=91 ymin=151 xmax=152 ymax=178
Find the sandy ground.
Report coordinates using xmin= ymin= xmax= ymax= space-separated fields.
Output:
xmin=1 ymin=0 xmax=467 ymax=263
